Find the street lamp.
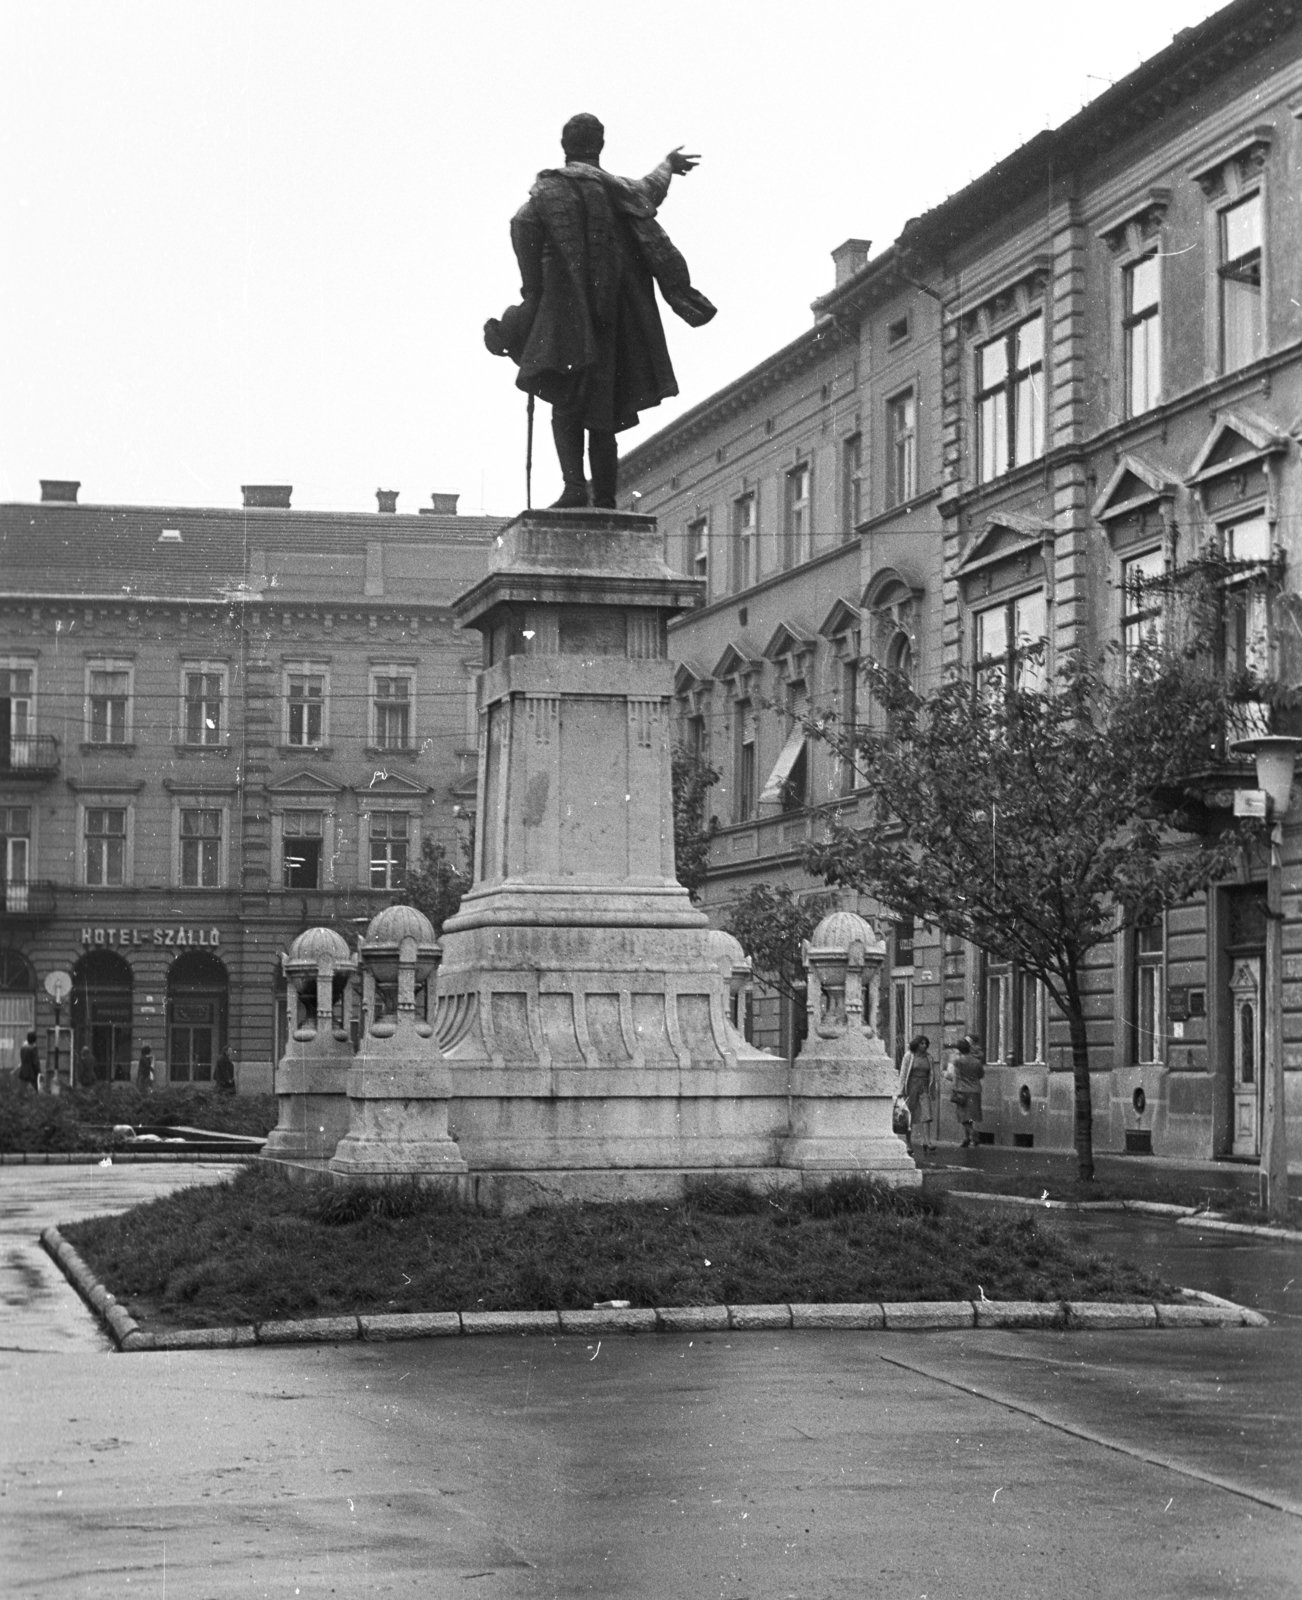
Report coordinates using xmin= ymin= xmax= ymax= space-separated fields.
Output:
xmin=1231 ymin=733 xmax=1301 ymax=1221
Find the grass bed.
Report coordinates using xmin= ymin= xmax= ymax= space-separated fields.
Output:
xmin=0 ymin=1077 xmax=278 ymax=1153
xmin=60 ymin=1165 xmax=1176 ymax=1330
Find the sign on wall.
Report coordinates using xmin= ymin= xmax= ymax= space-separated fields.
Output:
xmin=79 ymin=926 xmax=223 ymax=948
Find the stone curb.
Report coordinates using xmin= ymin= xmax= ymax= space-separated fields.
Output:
xmin=947 ymin=1189 xmax=1301 ymax=1241
xmin=38 ymin=1227 xmax=1269 ymax=1353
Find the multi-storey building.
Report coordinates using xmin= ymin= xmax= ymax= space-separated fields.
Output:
xmin=0 ymin=481 xmax=506 ymax=1090
xmin=621 ymin=0 xmax=1302 ymax=1161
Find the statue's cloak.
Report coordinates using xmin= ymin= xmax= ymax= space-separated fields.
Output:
xmin=507 ymin=163 xmax=714 ymax=434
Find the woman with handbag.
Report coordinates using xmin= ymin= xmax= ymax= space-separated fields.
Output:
xmin=896 ymin=1035 xmax=935 ymax=1155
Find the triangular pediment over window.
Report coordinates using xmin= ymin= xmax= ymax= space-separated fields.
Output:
xmin=1187 ymin=409 xmax=1290 ymax=486
xmin=267 ymin=770 xmax=348 ymax=796
xmin=762 ymin=621 xmax=818 ymax=664
xmin=358 ymin=770 xmax=430 ymax=798
xmin=1091 ymin=455 xmax=1180 ymax=523
xmin=674 ymin=660 xmax=713 ymax=697
xmin=817 ymin=598 xmax=863 ymax=641
xmin=712 ymin=641 xmax=763 ymax=683
xmin=956 ymin=513 xmax=1049 ymax=579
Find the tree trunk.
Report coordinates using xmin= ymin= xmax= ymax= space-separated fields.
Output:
xmin=1065 ymin=975 xmax=1095 ymax=1183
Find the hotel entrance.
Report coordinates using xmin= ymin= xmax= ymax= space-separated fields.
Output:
xmin=70 ymin=949 xmax=134 ymax=1081
xmin=167 ymin=950 xmax=228 ymax=1083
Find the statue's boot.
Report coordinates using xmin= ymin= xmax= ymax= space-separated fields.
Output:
xmin=589 ymin=430 xmax=618 ymax=509
xmin=550 ymin=416 xmax=589 ymax=508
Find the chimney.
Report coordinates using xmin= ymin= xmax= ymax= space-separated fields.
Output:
xmin=40 ymin=479 xmax=80 ymax=504
xmin=831 ymin=238 xmax=871 ymax=288
xmin=376 ymin=489 xmax=399 ymax=514
xmin=419 ymin=492 xmax=460 ymax=516
xmin=241 ymin=484 xmax=293 ymax=509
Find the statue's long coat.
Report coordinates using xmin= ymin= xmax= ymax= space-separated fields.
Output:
xmin=509 ymin=162 xmax=711 ymax=434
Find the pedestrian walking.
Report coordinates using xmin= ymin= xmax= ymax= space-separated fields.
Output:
xmin=213 ymin=1047 xmax=236 ymax=1095
xmin=136 ymin=1043 xmax=154 ymax=1092
xmin=896 ymin=1035 xmax=935 ymax=1155
xmin=17 ymin=1030 xmax=40 ymax=1092
xmin=77 ymin=1045 xmax=97 ymax=1089
xmin=949 ymin=1035 xmax=985 ymax=1147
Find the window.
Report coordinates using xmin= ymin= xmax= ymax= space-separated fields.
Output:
xmin=732 ymin=494 xmax=756 ymax=592
xmin=180 ymin=808 xmax=222 ymax=888
xmin=841 ymin=433 xmax=862 ymax=535
xmin=1219 ymin=191 xmax=1263 ymax=373
xmin=282 ymin=810 xmax=323 ymax=889
xmin=783 ymin=463 xmax=811 ymax=569
xmin=372 ymin=673 xmax=413 ymax=750
xmin=688 ymin=517 xmax=709 ymax=585
xmin=974 ymin=591 xmax=1047 ymax=697
xmin=976 ymin=313 xmax=1044 ymax=483
xmin=85 ymin=808 xmax=127 ymax=886
xmin=1 ymin=666 xmax=34 ymax=768
xmin=887 ymin=390 xmax=916 ymax=508
xmin=887 ymin=314 xmax=910 ymax=347
xmin=735 ymin=702 xmax=757 ymax=822
xmin=1124 ymin=254 xmax=1161 ymax=416
xmin=183 ymin=667 xmax=224 ymax=746
xmin=840 ymin=657 xmax=860 ymax=795
xmin=87 ymin=666 xmax=130 ymax=744
xmin=1121 ymin=548 xmax=1164 ymax=666
xmin=986 ymin=959 xmax=1046 ymax=1064
xmin=369 ymin=812 xmax=409 ymax=889
xmin=1132 ymin=919 xmax=1164 ymax=1064
xmin=1 ymin=807 xmax=30 ymax=900
xmin=1221 ymin=514 xmax=1271 ymax=680
xmin=287 ymin=671 xmax=325 ymax=746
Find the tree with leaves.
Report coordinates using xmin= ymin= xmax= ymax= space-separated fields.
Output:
xmin=401 ymin=839 xmax=473 ymax=937
xmin=803 ymin=649 xmax=1259 ymax=1180
xmin=671 ymin=745 xmax=720 ymax=903
xmin=724 ymin=882 xmax=838 ymax=1004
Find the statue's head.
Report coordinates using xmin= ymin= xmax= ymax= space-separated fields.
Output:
xmin=561 ymin=113 xmax=604 ymax=161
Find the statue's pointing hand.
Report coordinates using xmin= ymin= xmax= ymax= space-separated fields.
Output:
xmin=667 ymin=146 xmax=700 ymax=175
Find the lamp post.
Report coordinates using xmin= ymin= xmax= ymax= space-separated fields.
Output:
xmin=1231 ymin=734 xmax=1301 ymax=1220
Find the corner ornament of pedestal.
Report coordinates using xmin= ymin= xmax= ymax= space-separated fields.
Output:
xmin=328 ymin=904 xmax=467 ymax=1179
xmin=263 ymin=926 xmax=357 ymax=1163
xmin=783 ymin=910 xmax=918 ymax=1181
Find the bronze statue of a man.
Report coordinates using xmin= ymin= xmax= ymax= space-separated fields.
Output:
xmin=485 ymin=113 xmax=715 ymax=509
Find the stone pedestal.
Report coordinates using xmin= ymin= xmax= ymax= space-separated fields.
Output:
xmin=437 ymin=511 xmax=781 ymax=1183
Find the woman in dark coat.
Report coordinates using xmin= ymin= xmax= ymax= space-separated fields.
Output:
xmin=949 ymin=1036 xmax=986 ymax=1148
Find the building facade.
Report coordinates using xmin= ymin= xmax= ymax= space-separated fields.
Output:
xmin=621 ymin=0 xmax=1302 ymax=1161
xmin=0 ymin=482 xmax=506 ymax=1091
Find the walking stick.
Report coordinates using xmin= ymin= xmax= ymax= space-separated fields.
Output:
xmin=525 ymin=392 xmax=535 ymax=510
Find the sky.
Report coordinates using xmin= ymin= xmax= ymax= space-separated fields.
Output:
xmin=0 ymin=0 xmax=1233 ymax=517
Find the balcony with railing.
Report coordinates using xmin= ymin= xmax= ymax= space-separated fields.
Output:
xmin=0 ymin=734 xmax=60 ymax=778
xmin=0 ymin=880 xmax=56 ymax=918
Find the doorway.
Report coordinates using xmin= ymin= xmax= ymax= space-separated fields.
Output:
xmin=70 ymin=949 xmax=134 ymax=1081
xmin=1224 ymin=885 xmax=1266 ymax=1160
xmin=167 ymin=949 xmax=228 ymax=1083
xmin=0 ymin=947 xmax=36 ymax=1075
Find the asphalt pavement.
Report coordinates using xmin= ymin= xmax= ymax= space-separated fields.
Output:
xmin=1 ymin=1161 xmax=1299 ymax=1599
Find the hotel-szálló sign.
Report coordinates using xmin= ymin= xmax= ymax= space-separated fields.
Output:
xmin=80 ymin=926 xmax=222 ymax=948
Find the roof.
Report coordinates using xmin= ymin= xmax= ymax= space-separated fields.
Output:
xmin=0 ymin=501 xmax=510 ymax=607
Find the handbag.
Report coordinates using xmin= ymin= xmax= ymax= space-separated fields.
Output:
xmin=892 ymin=1097 xmax=911 ymax=1136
